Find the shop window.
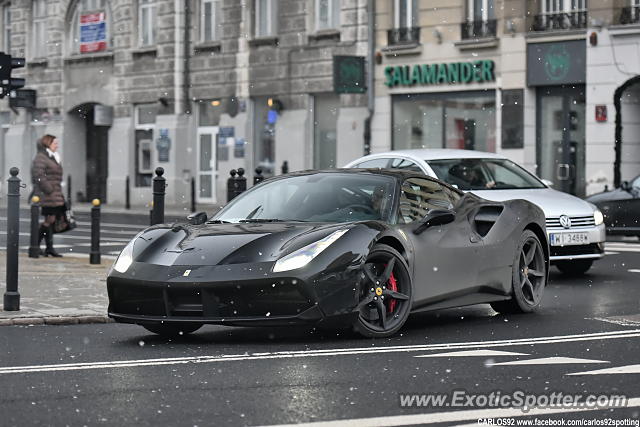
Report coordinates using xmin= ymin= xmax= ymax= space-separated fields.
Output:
xmin=201 ymin=0 xmax=221 ymax=42
xmin=501 ymin=89 xmax=524 ymax=149
xmin=255 ymin=0 xmax=277 ymax=38
xmin=316 ymin=0 xmax=340 ymax=31
xmin=67 ymin=0 xmax=110 ymax=55
xmin=392 ymin=91 xmax=496 ymax=152
xmin=313 ymin=94 xmax=339 ymax=169
xmin=139 ymin=0 xmax=157 ymax=47
xmin=135 ymin=104 xmax=157 ymax=187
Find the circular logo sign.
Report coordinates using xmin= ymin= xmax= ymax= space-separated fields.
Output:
xmin=544 ymin=45 xmax=571 ymax=81
xmin=559 ymin=215 xmax=572 ymax=229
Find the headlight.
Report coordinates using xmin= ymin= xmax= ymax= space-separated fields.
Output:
xmin=273 ymin=229 xmax=349 ymax=273
xmin=113 ymin=239 xmax=136 ymax=273
xmin=594 ymin=209 xmax=604 ymax=226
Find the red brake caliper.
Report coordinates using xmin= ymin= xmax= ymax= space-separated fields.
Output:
xmin=388 ymin=272 xmax=398 ymax=313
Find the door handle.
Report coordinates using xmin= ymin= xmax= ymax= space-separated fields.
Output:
xmin=556 ymin=164 xmax=570 ymax=180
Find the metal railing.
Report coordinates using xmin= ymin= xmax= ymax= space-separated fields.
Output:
xmin=460 ymin=19 xmax=497 ymax=39
xmin=616 ymin=6 xmax=640 ymax=25
xmin=530 ymin=11 xmax=588 ymax=31
xmin=387 ymin=27 xmax=420 ymax=46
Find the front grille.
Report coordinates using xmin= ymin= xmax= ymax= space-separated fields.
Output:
xmin=550 ymin=243 xmax=604 ymax=257
xmin=546 ymin=215 xmax=595 ymax=229
xmin=109 ymin=281 xmax=314 ymax=319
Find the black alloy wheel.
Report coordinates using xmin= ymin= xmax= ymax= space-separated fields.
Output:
xmin=142 ymin=322 xmax=202 ymax=337
xmin=355 ymin=244 xmax=412 ymax=338
xmin=491 ymin=229 xmax=547 ymax=314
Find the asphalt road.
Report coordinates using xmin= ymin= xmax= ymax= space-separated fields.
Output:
xmin=0 ymin=247 xmax=639 ymax=426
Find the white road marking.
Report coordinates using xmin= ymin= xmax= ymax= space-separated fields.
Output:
xmin=486 ymin=357 xmax=608 ymax=367
xmin=568 ymin=364 xmax=640 ymax=376
xmin=75 ymin=242 xmax=126 ymax=247
xmin=0 ymin=216 xmax=147 ymax=230
xmin=16 ymin=232 xmax=131 ymax=242
xmin=414 ymin=350 xmax=528 ymax=358
xmin=258 ymin=397 xmax=640 ymax=427
xmin=588 ymin=316 xmax=640 ymax=327
xmin=0 ymin=329 xmax=638 ymax=375
xmin=628 ymin=269 xmax=640 ymax=273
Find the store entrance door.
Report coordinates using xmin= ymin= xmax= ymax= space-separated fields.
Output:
xmin=196 ymin=127 xmax=218 ymax=203
xmin=536 ymin=85 xmax=586 ymax=196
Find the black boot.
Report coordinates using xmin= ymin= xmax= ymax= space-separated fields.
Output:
xmin=44 ymin=225 xmax=62 ymax=257
xmin=38 ymin=225 xmax=47 ymax=256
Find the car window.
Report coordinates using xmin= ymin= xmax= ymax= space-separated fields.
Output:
xmin=398 ymin=178 xmax=459 ymax=224
xmin=355 ymin=158 xmax=391 ymax=168
xmin=632 ymin=176 xmax=640 ymax=190
xmin=390 ymin=158 xmax=423 ymax=173
xmin=427 ymin=158 xmax=545 ymax=190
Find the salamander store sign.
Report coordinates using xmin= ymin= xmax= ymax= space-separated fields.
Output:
xmin=384 ymin=60 xmax=496 ymax=88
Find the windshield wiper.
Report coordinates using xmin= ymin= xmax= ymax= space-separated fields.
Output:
xmin=238 ymin=218 xmax=285 ymax=223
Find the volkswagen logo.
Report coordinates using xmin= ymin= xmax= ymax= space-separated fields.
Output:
xmin=559 ymin=215 xmax=572 ymax=229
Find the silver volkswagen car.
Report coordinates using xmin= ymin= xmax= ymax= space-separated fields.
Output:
xmin=345 ymin=149 xmax=605 ymax=275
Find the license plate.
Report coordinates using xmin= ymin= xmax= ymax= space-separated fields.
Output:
xmin=549 ymin=232 xmax=589 ymax=246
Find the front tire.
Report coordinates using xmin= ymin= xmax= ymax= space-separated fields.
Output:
xmin=555 ymin=259 xmax=593 ymax=276
xmin=354 ymin=244 xmax=412 ymax=338
xmin=142 ymin=323 xmax=202 ymax=337
xmin=491 ymin=230 xmax=547 ymax=314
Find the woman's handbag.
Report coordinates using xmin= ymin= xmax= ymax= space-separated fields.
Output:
xmin=53 ymin=202 xmax=77 ymax=234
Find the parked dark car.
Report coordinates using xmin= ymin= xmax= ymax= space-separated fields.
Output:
xmin=107 ymin=169 xmax=549 ymax=338
xmin=586 ymin=175 xmax=640 ymax=237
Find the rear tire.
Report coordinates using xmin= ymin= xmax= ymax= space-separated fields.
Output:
xmin=491 ymin=230 xmax=547 ymax=314
xmin=555 ymin=259 xmax=593 ymax=276
xmin=142 ymin=323 xmax=202 ymax=337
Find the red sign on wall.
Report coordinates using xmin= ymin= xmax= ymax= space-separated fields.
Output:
xmin=80 ymin=12 xmax=107 ymax=53
xmin=595 ymin=105 xmax=607 ymax=122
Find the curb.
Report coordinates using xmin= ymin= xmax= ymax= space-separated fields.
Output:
xmin=0 ymin=315 xmax=114 ymax=326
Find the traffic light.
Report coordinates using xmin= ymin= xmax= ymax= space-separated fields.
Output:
xmin=0 ymin=53 xmax=25 ymax=99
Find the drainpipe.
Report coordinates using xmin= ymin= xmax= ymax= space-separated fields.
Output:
xmin=184 ymin=0 xmax=192 ymax=114
xmin=364 ymin=0 xmax=375 ymax=155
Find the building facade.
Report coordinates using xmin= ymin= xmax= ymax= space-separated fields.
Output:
xmin=372 ymin=0 xmax=640 ymax=197
xmin=0 ymin=0 xmax=639 ymax=206
xmin=0 ymin=0 xmax=369 ymax=207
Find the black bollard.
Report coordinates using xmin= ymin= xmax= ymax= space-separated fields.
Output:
xmin=236 ymin=168 xmax=247 ymax=197
xmin=125 ymin=175 xmax=131 ymax=210
xmin=4 ymin=167 xmax=21 ymax=311
xmin=281 ymin=160 xmax=289 ymax=174
xmin=227 ymin=169 xmax=237 ymax=202
xmin=151 ymin=167 xmax=166 ymax=225
xmin=28 ymin=196 xmax=41 ymax=258
xmin=254 ymin=167 xmax=264 ymax=185
xmin=90 ymin=199 xmax=101 ymax=265
xmin=190 ymin=176 xmax=196 ymax=213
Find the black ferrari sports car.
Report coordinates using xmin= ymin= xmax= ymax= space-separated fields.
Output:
xmin=585 ymin=175 xmax=640 ymax=237
xmin=107 ymin=169 xmax=549 ymax=338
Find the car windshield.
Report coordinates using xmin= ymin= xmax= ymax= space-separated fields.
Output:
xmin=427 ymin=158 xmax=546 ymax=191
xmin=212 ymin=173 xmax=396 ymax=223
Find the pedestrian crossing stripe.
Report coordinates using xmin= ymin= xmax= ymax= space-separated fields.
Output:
xmin=486 ymin=357 xmax=609 ymax=366
xmin=567 ymin=364 xmax=640 ymax=375
xmin=414 ymin=350 xmax=528 ymax=358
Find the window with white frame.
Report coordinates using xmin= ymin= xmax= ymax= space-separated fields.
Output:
xmin=68 ymin=0 xmax=109 ymax=55
xmin=139 ymin=0 xmax=157 ymax=46
xmin=201 ymin=0 xmax=221 ymax=42
xmin=394 ymin=0 xmax=418 ymax=28
xmin=467 ymin=0 xmax=494 ymax=21
xmin=542 ymin=0 xmax=587 ymax=14
xmin=316 ymin=0 xmax=340 ymax=30
xmin=31 ymin=0 xmax=47 ymax=58
xmin=255 ymin=0 xmax=277 ymax=37
xmin=1 ymin=3 xmax=10 ymax=54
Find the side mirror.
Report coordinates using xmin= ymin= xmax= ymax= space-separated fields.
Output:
xmin=541 ymin=179 xmax=554 ymax=188
xmin=621 ymin=181 xmax=631 ymax=192
xmin=187 ymin=211 xmax=208 ymax=225
xmin=413 ymin=209 xmax=456 ymax=235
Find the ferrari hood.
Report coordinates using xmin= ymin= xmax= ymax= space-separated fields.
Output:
xmin=470 ymin=188 xmax=597 ymax=218
xmin=133 ymin=222 xmax=346 ymax=267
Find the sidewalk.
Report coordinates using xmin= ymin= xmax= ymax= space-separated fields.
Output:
xmin=0 ymin=251 xmax=111 ymax=326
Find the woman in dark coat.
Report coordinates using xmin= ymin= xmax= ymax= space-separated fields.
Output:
xmin=32 ymin=134 xmax=64 ymax=257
